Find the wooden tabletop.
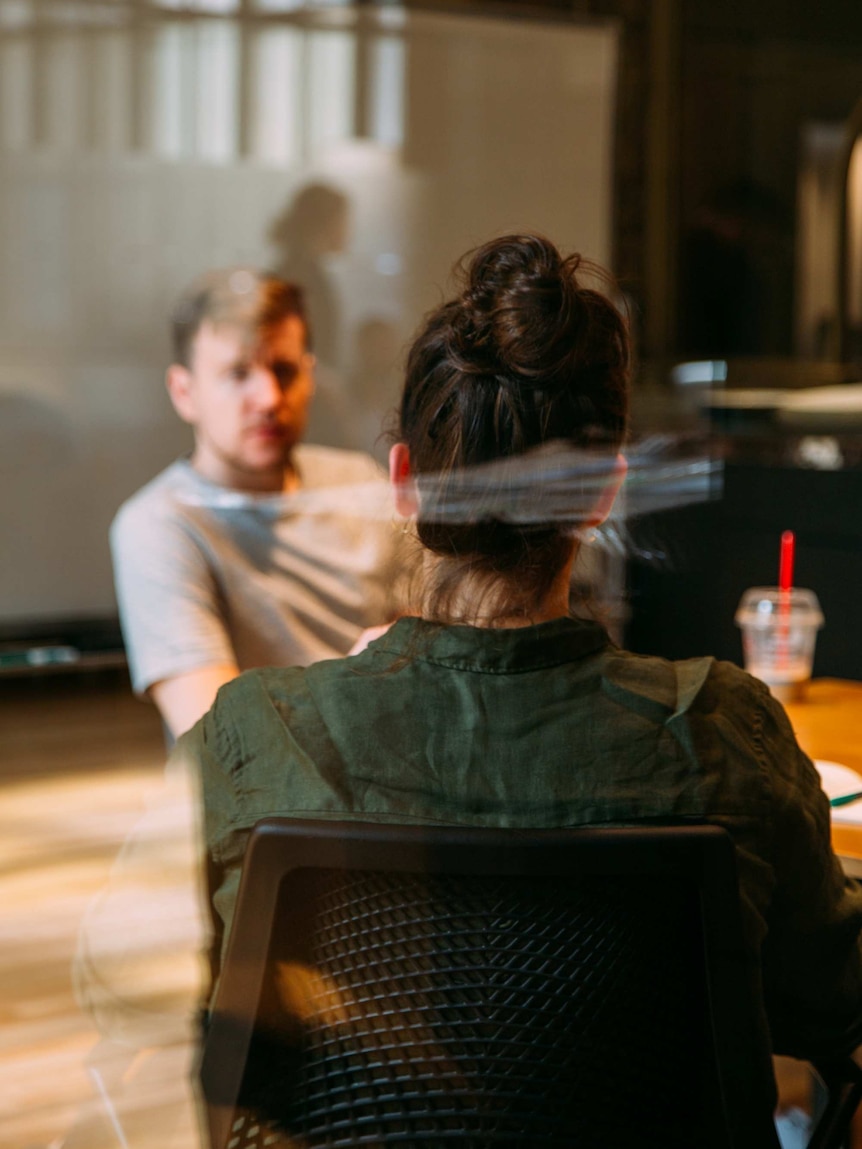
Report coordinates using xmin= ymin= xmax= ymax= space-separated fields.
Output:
xmin=783 ymin=678 xmax=862 ymax=863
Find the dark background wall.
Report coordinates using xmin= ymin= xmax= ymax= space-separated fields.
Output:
xmin=478 ymin=0 xmax=862 ymax=361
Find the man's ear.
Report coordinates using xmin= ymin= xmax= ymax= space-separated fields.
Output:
xmin=585 ymin=453 xmax=627 ymax=527
xmin=389 ymin=442 xmax=419 ymax=518
xmin=165 ymin=364 xmax=197 ymax=425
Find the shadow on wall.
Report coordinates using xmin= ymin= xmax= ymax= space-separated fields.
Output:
xmin=0 ymin=390 xmax=75 ymax=472
xmin=268 ymin=182 xmax=351 ymax=371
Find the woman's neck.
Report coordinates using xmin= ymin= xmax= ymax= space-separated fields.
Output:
xmin=419 ymin=548 xmax=576 ymax=629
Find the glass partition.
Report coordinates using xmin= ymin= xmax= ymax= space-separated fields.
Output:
xmin=0 ymin=1 xmax=619 ymax=635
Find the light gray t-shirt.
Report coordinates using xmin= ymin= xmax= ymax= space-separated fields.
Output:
xmin=111 ymin=445 xmax=403 ymax=695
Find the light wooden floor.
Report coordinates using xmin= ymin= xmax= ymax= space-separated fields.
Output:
xmin=0 ymin=672 xmax=205 ymax=1149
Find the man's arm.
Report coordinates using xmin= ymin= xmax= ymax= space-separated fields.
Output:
xmin=347 ymin=621 xmax=397 ymax=656
xmin=151 ymin=662 xmax=239 ymax=740
xmin=111 ymin=491 xmax=242 ymax=736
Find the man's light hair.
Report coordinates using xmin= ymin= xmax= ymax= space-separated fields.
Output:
xmin=171 ymin=268 xmax=308 ymax=367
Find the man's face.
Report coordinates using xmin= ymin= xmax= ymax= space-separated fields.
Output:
xmin=167 ymin=315 xmax=314 ymax=492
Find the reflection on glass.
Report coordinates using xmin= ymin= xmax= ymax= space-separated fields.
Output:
xmin=45 ymin=33 xmax=85 ymax=150
xmin=252 ymin=26 xmax=303 ymax=164
xmin=370 ymin=34 xmax=404 ymax=148
xmin=0 ymin=36 xmax=30 ymax=149
xmin=269 ymin=181 xmax=350 ymax=368
xmin=847 ymin=137 xmax=862 ymax=333
xmin=0 ymin=0 xmax=34 ymax=30
xmin=153 ymin=23 xmax=193 ymax=158
xmin=307 ymin=29 xmax=356 ymax=153
xmin=155 ymin=0 xmax=240 ymax=12
xmin=90 ymin=31 xmax=133 ymax=153
xmin=0 ymin=1 xmax=618 ymax=637
xmin=196 ymin=20 xmax=239 ymax=161
xmin=151 ymin=19 xmax=240 ymax=161
xmin=255 ymin=0 xmax=309 ymax=11
xmin=796 ymin=122 xmax=844 ymax=358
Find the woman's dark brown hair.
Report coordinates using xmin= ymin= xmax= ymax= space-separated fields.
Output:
xmin=397 ymin=233 xmax=630 ymax=622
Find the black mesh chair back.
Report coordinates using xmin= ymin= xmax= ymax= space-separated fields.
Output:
xmin=200 ymin=820 xmax=782 ymax=1149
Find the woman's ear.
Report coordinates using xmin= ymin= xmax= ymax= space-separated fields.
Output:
xmin=389 ymin=442 xmax=419 ymax=518
xmin=585 ymin=453 xmax=627 ymax=527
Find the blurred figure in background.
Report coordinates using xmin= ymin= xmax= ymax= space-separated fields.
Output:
xmin=268 ymin=182 xmax=353 ymax=447
xmin=268 ymin=182 xmax=350 ymax=371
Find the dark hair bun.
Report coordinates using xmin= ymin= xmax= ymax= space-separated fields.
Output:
xmin=400 ymin=231 xmax=628 ymax=470
xmin=451 ymin=234 xmax=584 ymax=385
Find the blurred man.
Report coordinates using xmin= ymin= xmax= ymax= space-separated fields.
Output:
xmin=111 ymin=268 xmax=402 ymax=738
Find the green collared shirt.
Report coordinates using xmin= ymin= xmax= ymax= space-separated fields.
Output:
xmin=181 ymin=615 xmax=862 ymax=1061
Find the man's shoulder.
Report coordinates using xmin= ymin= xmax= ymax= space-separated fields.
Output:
xmin=296 ymin=443 xmax=386 ymax=487
xmin=111 ymin=460 xmax=197 ymax=541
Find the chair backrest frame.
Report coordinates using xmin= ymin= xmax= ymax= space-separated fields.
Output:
xmin=200 ymin=819 xmax=779 ymax=1149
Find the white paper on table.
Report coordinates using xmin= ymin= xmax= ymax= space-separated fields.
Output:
xmin=814 ymin=760 xmax=862 ymax=826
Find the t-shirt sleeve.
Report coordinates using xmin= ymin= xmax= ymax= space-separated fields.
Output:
xmin=111 ymin=497 xmax=236 ymax=695
xmin=753 ymin=683 xmax=862 ymax=1060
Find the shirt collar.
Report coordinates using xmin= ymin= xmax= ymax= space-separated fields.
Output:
xmin=370 ymin=615 xmax=609 ymax=674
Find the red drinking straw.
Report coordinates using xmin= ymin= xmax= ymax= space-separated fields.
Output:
xmin=777 ymin=530 xmax=795 ymax=669
xmin=779 ymin=530 xmax=795 ymax=593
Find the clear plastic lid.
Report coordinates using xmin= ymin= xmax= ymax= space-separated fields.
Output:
xmin=734 ymin=587 xmax=824 ymax=629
